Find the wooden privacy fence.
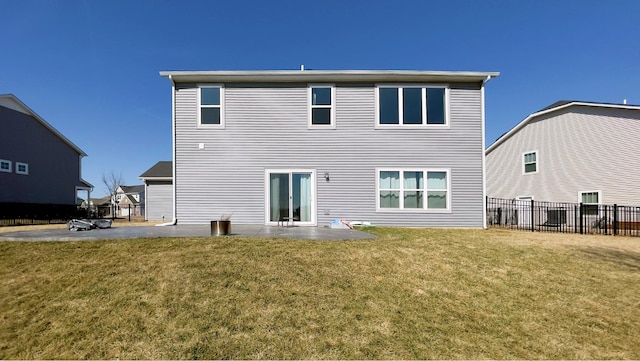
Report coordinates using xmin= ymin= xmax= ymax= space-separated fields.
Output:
xmin=486 ymin=197 xmax=640 ymax=237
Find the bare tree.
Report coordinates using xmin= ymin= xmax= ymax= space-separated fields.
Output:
xmin=102 ymin=171 xmax=124 ymax=219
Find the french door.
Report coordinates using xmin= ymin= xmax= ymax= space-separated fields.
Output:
xmin=266 ymin=170 xmax=315 ymax=225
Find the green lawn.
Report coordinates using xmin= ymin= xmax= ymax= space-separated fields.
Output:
xmin=1 ymin=228 xmax=639 ymax=359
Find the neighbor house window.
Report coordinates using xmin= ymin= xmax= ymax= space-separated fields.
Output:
xmin=377 ymin=85 xmax=447 ymax=126
xmin=198 ymin=85 xmax=224 ymax=127
xmin=309 ymin=85 xmax=334 ymax=127
xmin=580 ymin=191 xmax=600 ymax=215
xmin=378 ymin=169 xmax=450 ymax=211
xmin=523 ymin=151 xmax=538 ymax=174
xmin=0 ymin=159 xmax=11 ymax=173
xmin=15 ymin=162 xmax=28 ymax=175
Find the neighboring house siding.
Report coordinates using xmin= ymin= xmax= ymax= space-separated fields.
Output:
xmin=486 ymin=106 xmax=640 ymax=205
xmin=174 ymin=82 xmax=485 ymax=226
xmin=146 ymin=181 xmax=173 ymax=221
xmin=0 ymin=105 xmax=81 ymax=204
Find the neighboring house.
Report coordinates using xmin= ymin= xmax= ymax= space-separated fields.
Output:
xmin=0 ymin=94 xmax=92 ymax=213
xmin=486 ymin=100 xmax=640 ymax=207
xmin=139 ymin=161 xmax=173 ymax=222
xmin=82 ymin=196 xmax=111 ymax=218
xmin=159 ymin=69 xmax=499 ymax=227
xmin=114 ymin=185 xmax=145 ymax=217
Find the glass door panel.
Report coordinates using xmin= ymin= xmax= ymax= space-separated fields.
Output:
xmin=293 ymin=173 xmax=311 ymax=222
xmin=269 ymin=173 xmax=289 ymax=222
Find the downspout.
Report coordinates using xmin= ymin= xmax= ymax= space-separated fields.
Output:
xmin=143 ymin=181 xmax=148 ymax=221
xmin=481 ymin=75 xmax=493 ymax=229
xmin=157 ymin=74 xmax=178 ymax=226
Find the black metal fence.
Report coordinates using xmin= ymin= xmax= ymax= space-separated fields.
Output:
xmin=0 ymin=203 xmax=145 ymax=227
xmin=0 ymin=202 xmax=87 ymax=227
xmin=487 ymin=197 xmax=640 ymax=237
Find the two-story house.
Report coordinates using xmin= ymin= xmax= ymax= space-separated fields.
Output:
xmin=486 ymin=100 xmax=640 ymax=207
xmin=114 ymin=185 xmax=145 ymax=217
xmin=160 ymin=70 xmax=498 ymax=227
xmin=0 ymin=94 xmax=92 ymax=218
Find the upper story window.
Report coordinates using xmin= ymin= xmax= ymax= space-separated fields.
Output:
xmin=377 ymin=169 xmax=450 ymax=211
xmin=523 ymin=151 xmax=538 ymax=174
xmin=198 ymin=85 xmax=225 ymax=128
xmin=309 ymin=85 xmax=335 ymax=128
xmin=16 ymin=162 xmax=28 ymax=175
xmin=376 ymin=85 xmax=448 ymax=127
xmin=0 ymin=159 xmax=11 ymax=173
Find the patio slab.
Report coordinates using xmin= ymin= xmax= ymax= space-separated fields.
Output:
xmin=0 ymin=224 xmax=377 ymax=242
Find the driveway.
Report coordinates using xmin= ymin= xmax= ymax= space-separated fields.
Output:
xmin=0 ymin=224 xmax=376 ymax=242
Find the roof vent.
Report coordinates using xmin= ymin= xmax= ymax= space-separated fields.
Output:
xmin=623 ymin=99 xmax=627 ymax=105
xmin=300 ymin=64 xmax=305 ymax=71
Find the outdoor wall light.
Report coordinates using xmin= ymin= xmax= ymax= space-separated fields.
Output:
xmin=324 ymin=172 xmax=330 ymax=181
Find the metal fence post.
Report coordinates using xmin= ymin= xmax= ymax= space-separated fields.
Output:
xmin=530 ymin=199 xmax=535 ymax=232
xmin=485 ymin=195 xmax=488 ymax=227
xmin=613 ymin=204 xmax=618 ymax=236
xmin=604 ymin=205 xmax=608 ymax=235
xmin=579 ymin=203 xmax=584 ymax=234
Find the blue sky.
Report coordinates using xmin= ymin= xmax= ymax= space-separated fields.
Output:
xmin=2 ymin=0 xmax=639 ymax=197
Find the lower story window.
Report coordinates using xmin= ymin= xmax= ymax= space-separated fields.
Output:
xmin=378 ymin=169 xmax=449 ymax=210
xmin=580 ymin=191 xmax=600 ymax=215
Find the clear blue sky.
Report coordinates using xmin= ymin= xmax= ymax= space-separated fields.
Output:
xmin=2 ymin=0 xmax=638 ymax=197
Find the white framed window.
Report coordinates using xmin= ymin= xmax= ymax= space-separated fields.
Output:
xmin=579 ymin=190 xmax=601 ymax=215
xmin=198 ymin=84 xmax=225 ymax=128
xmin=523 ymin=151 xmax=538 ymax=174
xmin=308 ymin=85 xmax=335 ymax=128
xmin=15 ymin=162 xmax=28 ymax=175
xmin=0 ymin=159 xmax=11 ymax=173
xmin=377 ymin=168 xmax=450 ymax=211
xmin=376 ymin=85 xmax=448 ymax=127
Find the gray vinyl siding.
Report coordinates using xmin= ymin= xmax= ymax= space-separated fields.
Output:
xmin=486 ymin=106 xmax=640 ymax=205
xmin=0 ymin=105 xmax=82 ymax=204
xmin=145 ymin=181 xmax=173 ymax=221
xmin=174 ymin=83 xmax=485 ymax=226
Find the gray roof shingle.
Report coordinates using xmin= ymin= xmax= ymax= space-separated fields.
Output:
xmin=139 ymin=161 xmax=173 ymax=179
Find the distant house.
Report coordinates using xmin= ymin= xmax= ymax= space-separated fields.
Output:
xmin=159 ymin=69 xmax=499 ymax=227
xmin=139 ymin=161 xmax=173 ymax=222
xmin=115 ymin=185 xmax=145 ymax=217
xmin=82 ymin=196 xmax=111 ymax=218
xmin=0 ymin=94 xmax=91 ymax=217
xmin=486 ymin=100 xmax=640 ymax=206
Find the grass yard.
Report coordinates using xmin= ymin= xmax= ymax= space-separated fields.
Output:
xmin=1 ymin=228 xmax=639 ymax=359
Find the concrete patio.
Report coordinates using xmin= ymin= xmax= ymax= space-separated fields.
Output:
xmin=0 ymin=224 xmax=377 ymax=242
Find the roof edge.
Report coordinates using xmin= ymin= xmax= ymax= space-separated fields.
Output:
xmin=486 ymin=101 xmax=640 ymax=154
xmin=0 ymin=94 xmax=88 ymax=157
xmin=139 ymin=176 xmax=173 ymax=181
xmin=160 ymin=69 xmax=500 ymax=83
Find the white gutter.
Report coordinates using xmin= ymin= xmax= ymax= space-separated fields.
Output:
xmin=157 ymin=74 xmax=178 ymax=226
xmin=481 ymin=75 xmax=492 ymax=229
xmin=159 ymin=70 xmax=501 ymax=84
